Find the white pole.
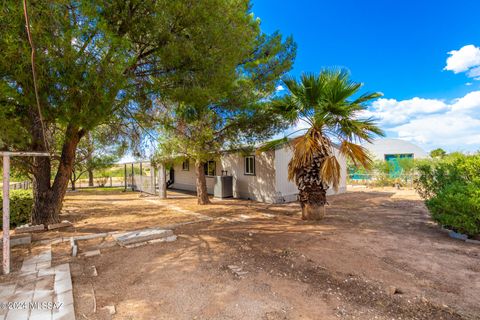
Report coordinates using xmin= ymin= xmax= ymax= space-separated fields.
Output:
xmin=3 ymin=155 xmax=10 ymax=274
xmin=158 ymin=163 xmax=166 ymax=199
xmin=151 ymin=166 xmax=155 ymax=195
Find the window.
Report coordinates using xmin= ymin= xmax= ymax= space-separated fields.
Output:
xmin=244 ymin=156 xmax=255 ymax=175
xmin=182 ymin=160 xmax=189 ymax=171
xmin=204 ymin=160 xmax=216 ymax=176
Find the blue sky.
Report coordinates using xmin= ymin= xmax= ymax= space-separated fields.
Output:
xmin=253 ymin=0 xmax=480 ymax=152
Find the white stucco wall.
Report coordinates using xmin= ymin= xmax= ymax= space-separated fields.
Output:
xmin=169 ymin=144 xmax=348 ymax=204
xmin=220 ymin=151 xmax=278 ymax=203
xmin=170 ymin=161 xmax=216 ymax=193
xmin=362 ymin=138 xmax=428 ymax=160
xmin=274 ymin=145 xmax=347 ymax=203
xmin=170 ymin=152 xmax=278 ymax=202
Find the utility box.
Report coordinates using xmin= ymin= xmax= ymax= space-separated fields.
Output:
xmin=214 ymin=175 xmax=233 ymax=198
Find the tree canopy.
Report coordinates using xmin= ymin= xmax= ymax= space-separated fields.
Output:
xmin=153 ymin=28 xmax=296 ymax=204
xmin=0 ymin=0 xmax=276 ymax=223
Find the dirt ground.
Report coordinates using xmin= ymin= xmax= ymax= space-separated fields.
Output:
xmin=3 ymin=187 xmax=480 ymax=319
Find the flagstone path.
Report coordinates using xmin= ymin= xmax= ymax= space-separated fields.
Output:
xmin=0 ymin=245 xmax=75 ymax=320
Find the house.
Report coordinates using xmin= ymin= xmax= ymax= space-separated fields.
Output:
xmin=362 ymin=138 xmax=428 ymax=161
xmin=169 ymin=144 xmax=347 ymax=203
xmin=359 ymin=138 xmax=428 ymax=177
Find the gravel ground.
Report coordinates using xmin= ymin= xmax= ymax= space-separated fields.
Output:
xmin=4 ymin=188 xmax=479 ymax=319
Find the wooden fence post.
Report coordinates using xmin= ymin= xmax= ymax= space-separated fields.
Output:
xmin=3 ymin=155 xmax=10 ymax=274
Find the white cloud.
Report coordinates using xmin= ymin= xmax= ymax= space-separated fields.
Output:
xmin=276 ymin=85 xmax=285 ymax=92
xmin=364 ymin=91 xmax=480 ymax=151
xmin=467 ymin=66 xmax=480 ymax=78
xmin=466 ymin=82 xmax=473 ymax=86
xmin=391 ymin=114 xmax=480 ymax=148
xmin=361 ymin=97 xmax=448 ymax=126
xmin=444 ymin=44 xmax=480 ymax=74
xmin=451 ymin=91 xmax=480 ymax=111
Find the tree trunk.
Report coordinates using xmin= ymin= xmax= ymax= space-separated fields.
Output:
xmin=70 ymin=172 xmax=76 ymax=191
xmin=88 ymin=169 xmax=94 ymax=187
xmin=195 ymin=160 xmax=210 ymax=205
xmin=31 ymin=125 xmax=84 ymax=226
xmin=86 ymin=133 xmax=94 ymax=187
xmin=295 ymin=152 xmax=329 ymax=220
xmin=299 ymin=190 xmax=326 ymax=220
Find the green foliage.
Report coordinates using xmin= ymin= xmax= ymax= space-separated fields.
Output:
xmin=155 ymin=20 xmax=296 ymax=164
xmin=415 ymin=153 xmax=480 ymax=236
xmin=1 ymin=0 xmax=275 ymax=208
xmin=71 ymin=126 xmax=126 ymax=184
xmin=0 ymin=190 xmax=33 ymax=227
xmin=430 ymin=148 xmax=447 ymax=158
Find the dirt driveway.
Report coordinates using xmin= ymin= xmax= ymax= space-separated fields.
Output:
xmin=11 ymin=188 xmax=480 ymax=319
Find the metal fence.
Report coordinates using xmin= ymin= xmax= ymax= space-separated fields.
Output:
xmin=348 ymin=173 xmax=418 ymax=189
xmin=12 ymin=181 xmax=31 ymax=190
xmin=0 ymin=161 xmax=162 ymax=194
xmin=131 ymin=162 xmax=157 ymax=195
xmin=0 ymin=180 xmax=32 ymax=190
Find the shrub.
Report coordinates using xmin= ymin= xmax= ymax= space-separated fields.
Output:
xmin=415 ymin=154 xmax=480 ymax=237
xmin=0 ymin=189 xmax=33 ymax=227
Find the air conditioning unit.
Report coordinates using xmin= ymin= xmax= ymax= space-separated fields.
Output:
xmin=213 ymin=175 xmax=233 ymax=198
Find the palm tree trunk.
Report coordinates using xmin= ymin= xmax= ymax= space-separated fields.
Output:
xmin=195 ymin=160 xmax=210 ymax=205
xmin=296 ymin=152 xmax=328 ymax=220
xmin=298 ymin=189 xmax=327 ymax=220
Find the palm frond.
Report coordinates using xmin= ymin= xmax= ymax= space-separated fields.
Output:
xmin=351 ymin=92 xmax=383 ymax=105
xmin=339 ymin=140 xmax=372 ymax=169
xmin=257 ymin=137 xmax=289 ymax=153
xmin=335 ymin=117 xmax=385 ymax=143
xmin=287 ymin=133 xmax=321 ymax=180
xmin=320 ymin=155 xmax=341 ymax=191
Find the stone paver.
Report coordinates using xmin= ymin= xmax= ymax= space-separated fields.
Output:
xmin=113 ymin=228 xmax=174 ymax=246
xmin=0 ymin=246 xmax=76 ymax=320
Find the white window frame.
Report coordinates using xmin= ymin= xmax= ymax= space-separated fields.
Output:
xmin=204 ymin=160 xmax=216 ymax=176
xmin=244 ymin=156 xmax=255 ymax=176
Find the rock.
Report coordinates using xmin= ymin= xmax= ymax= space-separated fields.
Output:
xmin=113 ymin=228 xmax=174 ymax=246
xmin=48 ymin=221 xmax=73 ymax=230
xmin=387 ymin=286 xmax=403 ymax=295
xmin=148 ymin=235 xmax=177 ymax=244
xmin=0 ymin=234 xmax=31 ymax=247
xmin=228 ymin=265 xmax=248 ymax=277
xmin=466 ymin=239 xmax=480 ymax=245
xmin=102 ymin=305 xmax=116 ymax=315
xmin=81 ymin=249 xmax=101 ymax=257
xmin=125 ymin=241 xmax=148 ymax=248
xmin=448 ymin=230 xmax=468 ymax=241
xmin=15 ymin=224 xmax=45 ymax=233
xmin=89 ymin=266 xmax=98 ymax=277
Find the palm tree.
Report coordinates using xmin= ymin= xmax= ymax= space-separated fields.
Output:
xmin=262 ymin=69 xmax=384 ymax=220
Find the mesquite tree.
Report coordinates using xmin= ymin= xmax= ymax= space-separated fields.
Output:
xmin=0 ymin=0 xmax=265 ymax=224
xmin=70 ymin=126 xmax=127 ymax=190
xmin=155 ymin=32 xmax=296 ymax=204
